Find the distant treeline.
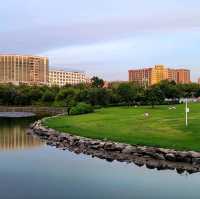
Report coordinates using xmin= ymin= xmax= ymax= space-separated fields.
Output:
xmin=0 ymin=77 xmax=200 ymax=108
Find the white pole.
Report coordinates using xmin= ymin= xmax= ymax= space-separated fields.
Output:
xmin=185 ymin=98 xmax=188 ymax=127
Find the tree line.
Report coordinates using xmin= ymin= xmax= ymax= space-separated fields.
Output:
xmin=0 ymin=77 xmax=200 ymax=108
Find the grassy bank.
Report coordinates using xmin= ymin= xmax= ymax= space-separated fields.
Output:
xmin=43 ymin=103 xmax=200 ymax=151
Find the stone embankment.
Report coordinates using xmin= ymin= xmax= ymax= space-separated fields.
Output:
xmin=28 ymin=120 xmax=200 ymax=174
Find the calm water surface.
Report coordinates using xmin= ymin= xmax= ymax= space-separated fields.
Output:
xmin=0 ymin=117 xmax=200 ymax=199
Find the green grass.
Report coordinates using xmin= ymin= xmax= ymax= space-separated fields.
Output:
xmin=43 ymin=103 xmax=200 ymax=151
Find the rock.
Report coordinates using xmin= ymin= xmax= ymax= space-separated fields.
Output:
xmin=146 ymin=161 xmax=158 ymax=169
xmin=134 ymin=159 xmax=144 ymax=167
xmin=55 ymin=142 xmax=61 ymax=148
xmin=192 ymin=158 xmax=200 ymax=165
xmin=136 ymin=146 xmax=148 ymax=154
xmin=176 ymin=167 xmax=185 ymax=174
xmin=46 ymin=141 xmax=53 ymax=146
xmin=114 ymin=143 xmax=126 ymax=151
xmin=122 ymin=146 xmax=136 ymax=154
xmin=165 ymin=153 xmax=176 ymax=161
xmin=115 ymin=154 xmax=129 ymax=162
xmin=29 ymin=123 xmax=36 ymax=129
xmin=189 ymin=151 xmax=200 ymax=158
xmin=152 ymin=153 xmax=165 ymax=160
xmin=104 ymin=142 xmax=116 ymax=151
xmin=87 ymin=141 xmax=103 ymax=149
xmin=157 ymin=163 xmax=171 ymax=171
xmin=176 ymin=152 xmax=191 ymax=163
xmin=73 ymin=148 xmax=81 ymax=154
xmin=58 ymin=133 xmax=68 ymax=141
xmin=156 ymin=148 xmax=175 ymax=154
xmin=49 ymin=136 xmax=58 ymax=142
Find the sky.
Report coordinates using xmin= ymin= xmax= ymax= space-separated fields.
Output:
xmin=1 ymin=0 xmax=200 ymax=81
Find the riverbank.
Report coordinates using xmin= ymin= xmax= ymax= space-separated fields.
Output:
xmin=28 ymin=120 xmax=200 ymax=174
xmin=43 ymin=104 xmax=200 ymax=151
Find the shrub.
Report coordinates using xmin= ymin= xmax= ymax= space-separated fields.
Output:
xmin=70 ymin=102 xmax=94 ymax=115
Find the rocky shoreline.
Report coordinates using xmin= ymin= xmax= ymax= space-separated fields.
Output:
xmin=28 ymin=120 xmax=200 ymax=174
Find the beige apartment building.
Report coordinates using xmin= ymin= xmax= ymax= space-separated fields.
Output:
xmin=0 ymin=55 xmax=49 ymax=85
xmin=129 ymin=65 xmax=190 ymax=86
xmin=49 ymin=69 xmax=90 ymax=87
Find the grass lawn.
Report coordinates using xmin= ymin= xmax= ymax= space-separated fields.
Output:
xmin=43 ymin=103 xmax=200 ymax=151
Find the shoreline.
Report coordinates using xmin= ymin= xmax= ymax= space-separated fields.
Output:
xmin=28 ymin=119 xmax=200 ymax=174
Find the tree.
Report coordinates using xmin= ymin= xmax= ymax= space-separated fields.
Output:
xmin=195 ymin=88 xmax=200 ymax=98
xmin=117 ymin=83 xmax=138 ymax=106
xmin=91 ymin=76 xmax=104 ymax=88
xmin=158 ymin=80 xmax=180 ymax=103
xmin=14 ymin=92 xmax=30 ymax=105
xmin=87 ymin=88 xmax=110 ymax=106
xmin=41 ymin=90 xmax=56 ymax=103
xmin=146 ymin=86 xmax=165 ymax=108
xmin=56 ymin=88 xmax=77 ymax=115
xmin=28 ymin=88 xmax=43 ymax=103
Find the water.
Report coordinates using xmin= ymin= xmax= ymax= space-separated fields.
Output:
xmin=0 ymin=118 xmax=200 ymax=199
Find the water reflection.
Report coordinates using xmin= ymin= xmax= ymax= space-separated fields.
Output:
xmin=0 ymin=118 xmax=43 ymax=151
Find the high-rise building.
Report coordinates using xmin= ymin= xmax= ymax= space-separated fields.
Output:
xmin=0 ymin=55 xmax=49 ymax=85
xmin=128 ymin=67 xmax=152 ymax=87
xmin=129 ymin=65 xmax=190 ymax=86
xmin=176 ymin=69 xmax=190 ymax=84
xmin=167 ymin=69 xmax=178 ymax=82
xmin=49 ymin=69 xmax=90 ymax=87
xmin=151 ymin=65 xmax=168 ymax=85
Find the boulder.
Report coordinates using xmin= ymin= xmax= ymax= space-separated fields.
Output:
xmin=104 ymin=142 xmax=116 ymax=151
xmin=151 ymin=153 xmax=165 ymax=160
xmin=134 ymin=159 xmax=144 ymax=167
xmin=156 ymin=148 xmax=175 ymax=154
xmin=146 ymin=160 xmax=158 ymax=169
xmin=176 ymin=152 xmax=191 ymax=163
xmin=189 ymin=151 xmax=200 ymax=158
xmin=192 ymin=158 xmax=200 ymax=165
xmin=114 ymin=143 xmax=126 ymax=151
xmin=122 ymin=146 xmax=136 ymax=154
xmin=165 ymin=153 xmax=176 ymax=161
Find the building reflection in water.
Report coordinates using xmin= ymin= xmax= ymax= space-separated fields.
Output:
xmin=0 ymin=118 xmax=43 ymax=151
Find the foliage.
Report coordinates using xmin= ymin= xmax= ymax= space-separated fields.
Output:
xmin=117 ymin=82 xmax=139 ymax=106
xmin=70 ymin=102 xmax=94 ymax=115
xmin=0 ymin=79 xmax=200 ymax=107
xmin=41 ymin=90 xmax=56 ymax=102
xmin=91 ymin=76 xmax=104 ymax=88
xmin=146 ymin=86 xmax=165 ymax=108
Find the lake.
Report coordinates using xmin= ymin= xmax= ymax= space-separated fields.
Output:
xmin=0 ymin=117 xmax=200 ymax=199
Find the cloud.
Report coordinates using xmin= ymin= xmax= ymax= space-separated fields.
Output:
xmin=40 ymin=30 xmax=200 ymax=81
xmin=1 ymin=0 xmax=200 ymax=81
xmin=0 ymin=12 xmax=200 ymax=54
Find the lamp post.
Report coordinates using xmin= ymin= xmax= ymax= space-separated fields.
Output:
xmin=185 ymin=98 xmax=189 ymax=127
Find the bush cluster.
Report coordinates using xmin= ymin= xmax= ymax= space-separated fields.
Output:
xmin=70 ymin=103 xmax=94 ymax=115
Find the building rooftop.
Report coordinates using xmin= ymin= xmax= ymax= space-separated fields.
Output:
xmin=50 ymin=67 xmax=85 ymax=73
xmin=0 ymin=54 xmax=48 ymax=59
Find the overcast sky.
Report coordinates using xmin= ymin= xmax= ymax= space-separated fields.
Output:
xmin=1 ymin=0 xmax=200 ymax=81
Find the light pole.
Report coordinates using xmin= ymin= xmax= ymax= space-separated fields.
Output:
xmin=185 ymin=98 xmax=189 ymax=127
